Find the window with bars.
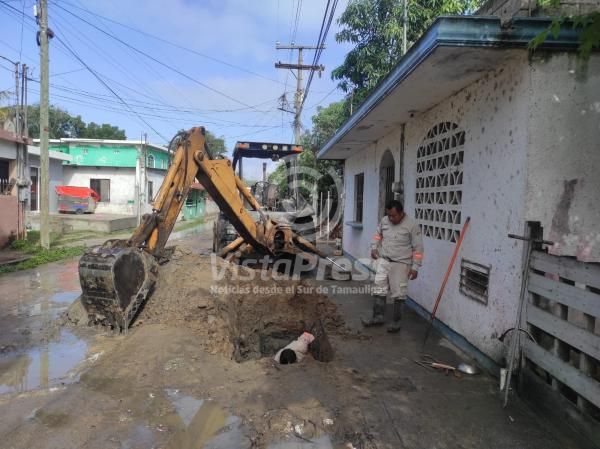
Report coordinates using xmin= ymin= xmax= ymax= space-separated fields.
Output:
xmin=415 ymin=121 xmax=465 ymax=242
xmin=354 ymin=173 xmax=364 ymax=223
xmin=384 ymin=165 xmax=394 ymax=206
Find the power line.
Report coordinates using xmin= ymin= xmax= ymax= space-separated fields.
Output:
xmin=53 ymin=33 xmax=169 ymax=142
xmin=301 ymin=0 xmax=339 ymax=110
xmin=28 ymin=87 xmax=282 ymax=127
xmin=0 ymin=0 xmax=288 ymax=143
xmin=305 ymin=85 xmax=339 ymax=110
xmin=53 ymin=4 xmax=215 ymax=117
xmin=18 ymin=0 xmax=25 ymax=60
xmin=49 ymin=11 xmax=179 ymax=114
xmin=30 ymin=77 xmax=282 ymax=114
xmin=52 ymin=3 xmax=261 ymax=110
xmin=28 ymin=82 xmax=281 ymax=122
xmin=50 ymin=0 xmax=286 ymax=86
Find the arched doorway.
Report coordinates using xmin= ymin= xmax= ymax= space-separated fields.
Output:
xmin=378 ymin=150 xmax=395 ymax=219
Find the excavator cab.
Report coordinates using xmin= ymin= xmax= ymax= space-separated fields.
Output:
xmin=213 ymin=141 xmax=316 ymax=253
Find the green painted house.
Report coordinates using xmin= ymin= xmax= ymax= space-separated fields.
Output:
xmin=39 ymin=138 xmax=204 ymax=217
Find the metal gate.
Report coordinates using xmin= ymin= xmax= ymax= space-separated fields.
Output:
xmin=521 ymin=250 xmax=600 ymax=442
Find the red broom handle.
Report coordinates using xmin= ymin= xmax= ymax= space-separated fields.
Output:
xmin=429 ymin=216 xmax=471 ymax=321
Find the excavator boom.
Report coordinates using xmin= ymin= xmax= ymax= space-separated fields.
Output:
xmin=78 ymin=127 xmax=322 ymax=330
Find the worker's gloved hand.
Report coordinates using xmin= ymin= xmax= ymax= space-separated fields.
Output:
xmin=409 ymin=270 xmax=418 ymax=280
xmin=371 ymin=249 xmax=379 ymax=259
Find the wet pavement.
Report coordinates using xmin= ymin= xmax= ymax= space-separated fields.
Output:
xmin=0 ymin=329 xmax=87 ymax=394
xmin=0 ymin=220 xmax=215 ymax=398
xmin=0 ymin=258 xmax=90 ymax=395
xmin=0 ymin=218 xmax=592 ymax=449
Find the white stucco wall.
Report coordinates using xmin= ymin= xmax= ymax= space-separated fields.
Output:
xmin=526 ymin=53 xmax=600 ymax=262
xmin=146 ymin=169 xmax=164 ymax=202
xmin=0 ymin=140 xmax=17 ymax=160
xmin=343 ymin=131 xmax=402 ymax=259
xmin=63 ymin=166 xmax=168 ymax=215
xmin=64 ymin=166 xmax=137 ymax=214
xmin=28 ymin=155 xmax=65 ymax=213
xmin=343 ymin=54 xmax=532 ymax=361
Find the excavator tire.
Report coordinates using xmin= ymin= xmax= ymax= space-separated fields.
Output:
xmin=78 ymin=239 xmax=158 ymax=330
xmin=213 ymin=213 xmax=238 ymax=253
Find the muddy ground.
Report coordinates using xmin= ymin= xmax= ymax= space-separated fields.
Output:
xmin=0 ymin=232 xmax=592 ymax=449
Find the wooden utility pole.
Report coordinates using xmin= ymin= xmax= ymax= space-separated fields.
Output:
xmin=275 ymin=43 xmax=324 ymax=143
xmin=275 ymin=43 xmax=324 ymax=204
xmin=38 ymin=0 xmax=51 ymax=249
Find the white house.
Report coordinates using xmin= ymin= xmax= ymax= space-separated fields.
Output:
xmin=38 ymin=138 xmax=171 ymax=215
xmin=318 ymin=13 xmax=600 ymax=427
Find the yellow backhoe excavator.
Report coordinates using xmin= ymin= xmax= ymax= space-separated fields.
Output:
xmin=78 ymin=127 xmax=326 ymax=330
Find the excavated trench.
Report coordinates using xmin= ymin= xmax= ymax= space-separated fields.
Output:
xmin=68 ymin=248 xmax=343 ymax=363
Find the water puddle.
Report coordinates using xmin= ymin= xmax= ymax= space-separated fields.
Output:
xmin=120 ymin=424 xmax=156 ymax=449
xmin=0 ymin=329 xmax=88 ymax=394
xmin=165 ymin=389 xmax=247 ymax=449
xmin=51 ymin=291 xmax=81 ymax=304
xmin=25 ymin=290 xmax=81 ymax=319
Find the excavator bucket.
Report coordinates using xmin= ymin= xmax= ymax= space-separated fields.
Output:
xmin=78 ymin=240 xmax=158 ymax=330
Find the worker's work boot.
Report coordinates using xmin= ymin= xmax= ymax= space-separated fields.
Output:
xmin=361 ymin=296 xmax=386 ymax=327
xmin=387 ymin=299 xmax=404 ymax=333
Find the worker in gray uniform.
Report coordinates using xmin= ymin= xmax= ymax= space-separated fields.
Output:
xmin=362 ymin=200 xmax=424 ymax=333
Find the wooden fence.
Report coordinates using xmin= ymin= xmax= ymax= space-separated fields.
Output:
xmin=521 ymin=250 xmax=600 ymax=443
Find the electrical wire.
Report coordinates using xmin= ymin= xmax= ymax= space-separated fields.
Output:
xmin=0 ymin=0 xmax=288 ymax=143
xmin=50 ymin=0 xmax=286 ymax=86
xmin=53 ymin=33 xmax=169 ymax=142
xmin=49 ymin=10 xmax=178 ymax=114
xmin=301 ymin=0 xmax=339 ymax=110
xmin=27 ymin=86 xmax=283 ymax=130
xmin=30 ymin=76 xmax=281 ymax=114
xmin=55 ymin=3 xmax=209 ymax=118
xmin=52 ymin=3 xmax=261 ymax=110
xmin=18 ymin=0 xmax=25 ymax=60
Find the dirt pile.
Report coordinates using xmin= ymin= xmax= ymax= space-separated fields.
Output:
xmin=134 ymin=248 xmax=343 ymax=361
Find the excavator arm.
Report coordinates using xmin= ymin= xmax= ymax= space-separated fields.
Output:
xmin=78 ymin=127 xmax=322 ymax=330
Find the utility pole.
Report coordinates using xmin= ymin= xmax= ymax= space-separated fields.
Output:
xmin=275 ymin=43 xmax=324 ymax=205
xmin=38 ymin=0 xmax=51 ymax=249
xmin=275 ymin=44 xmax=324 ymax=143
xmin=22 ymin=64 xmax=28 ymax=136
xmin=14 ymin=62 xmax=20 ymax=136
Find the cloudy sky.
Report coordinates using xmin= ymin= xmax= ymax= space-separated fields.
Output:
xmin=0 ymin=0 xmax=351 ymax=179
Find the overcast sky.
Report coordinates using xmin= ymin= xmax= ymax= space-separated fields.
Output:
xmin=0 ymin=0 xmax=351 ymax=180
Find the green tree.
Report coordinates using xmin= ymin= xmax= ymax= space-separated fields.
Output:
xmin=27 ymin=105 xmax=86 ymax=139
xmin=80 ymin=122 xmax=126 ymax=140
xmin=268 ymin=101 xmax=347 ymax=205
xmin=205 ymin=130 xmax=227 ymax=156
xmin=311 ymin=100 xmax=349 ymax=149
xmin=332 ymin=0 xmax=481 ymax=103
xmin=26 ymin=104 xmax=126 ymax=139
